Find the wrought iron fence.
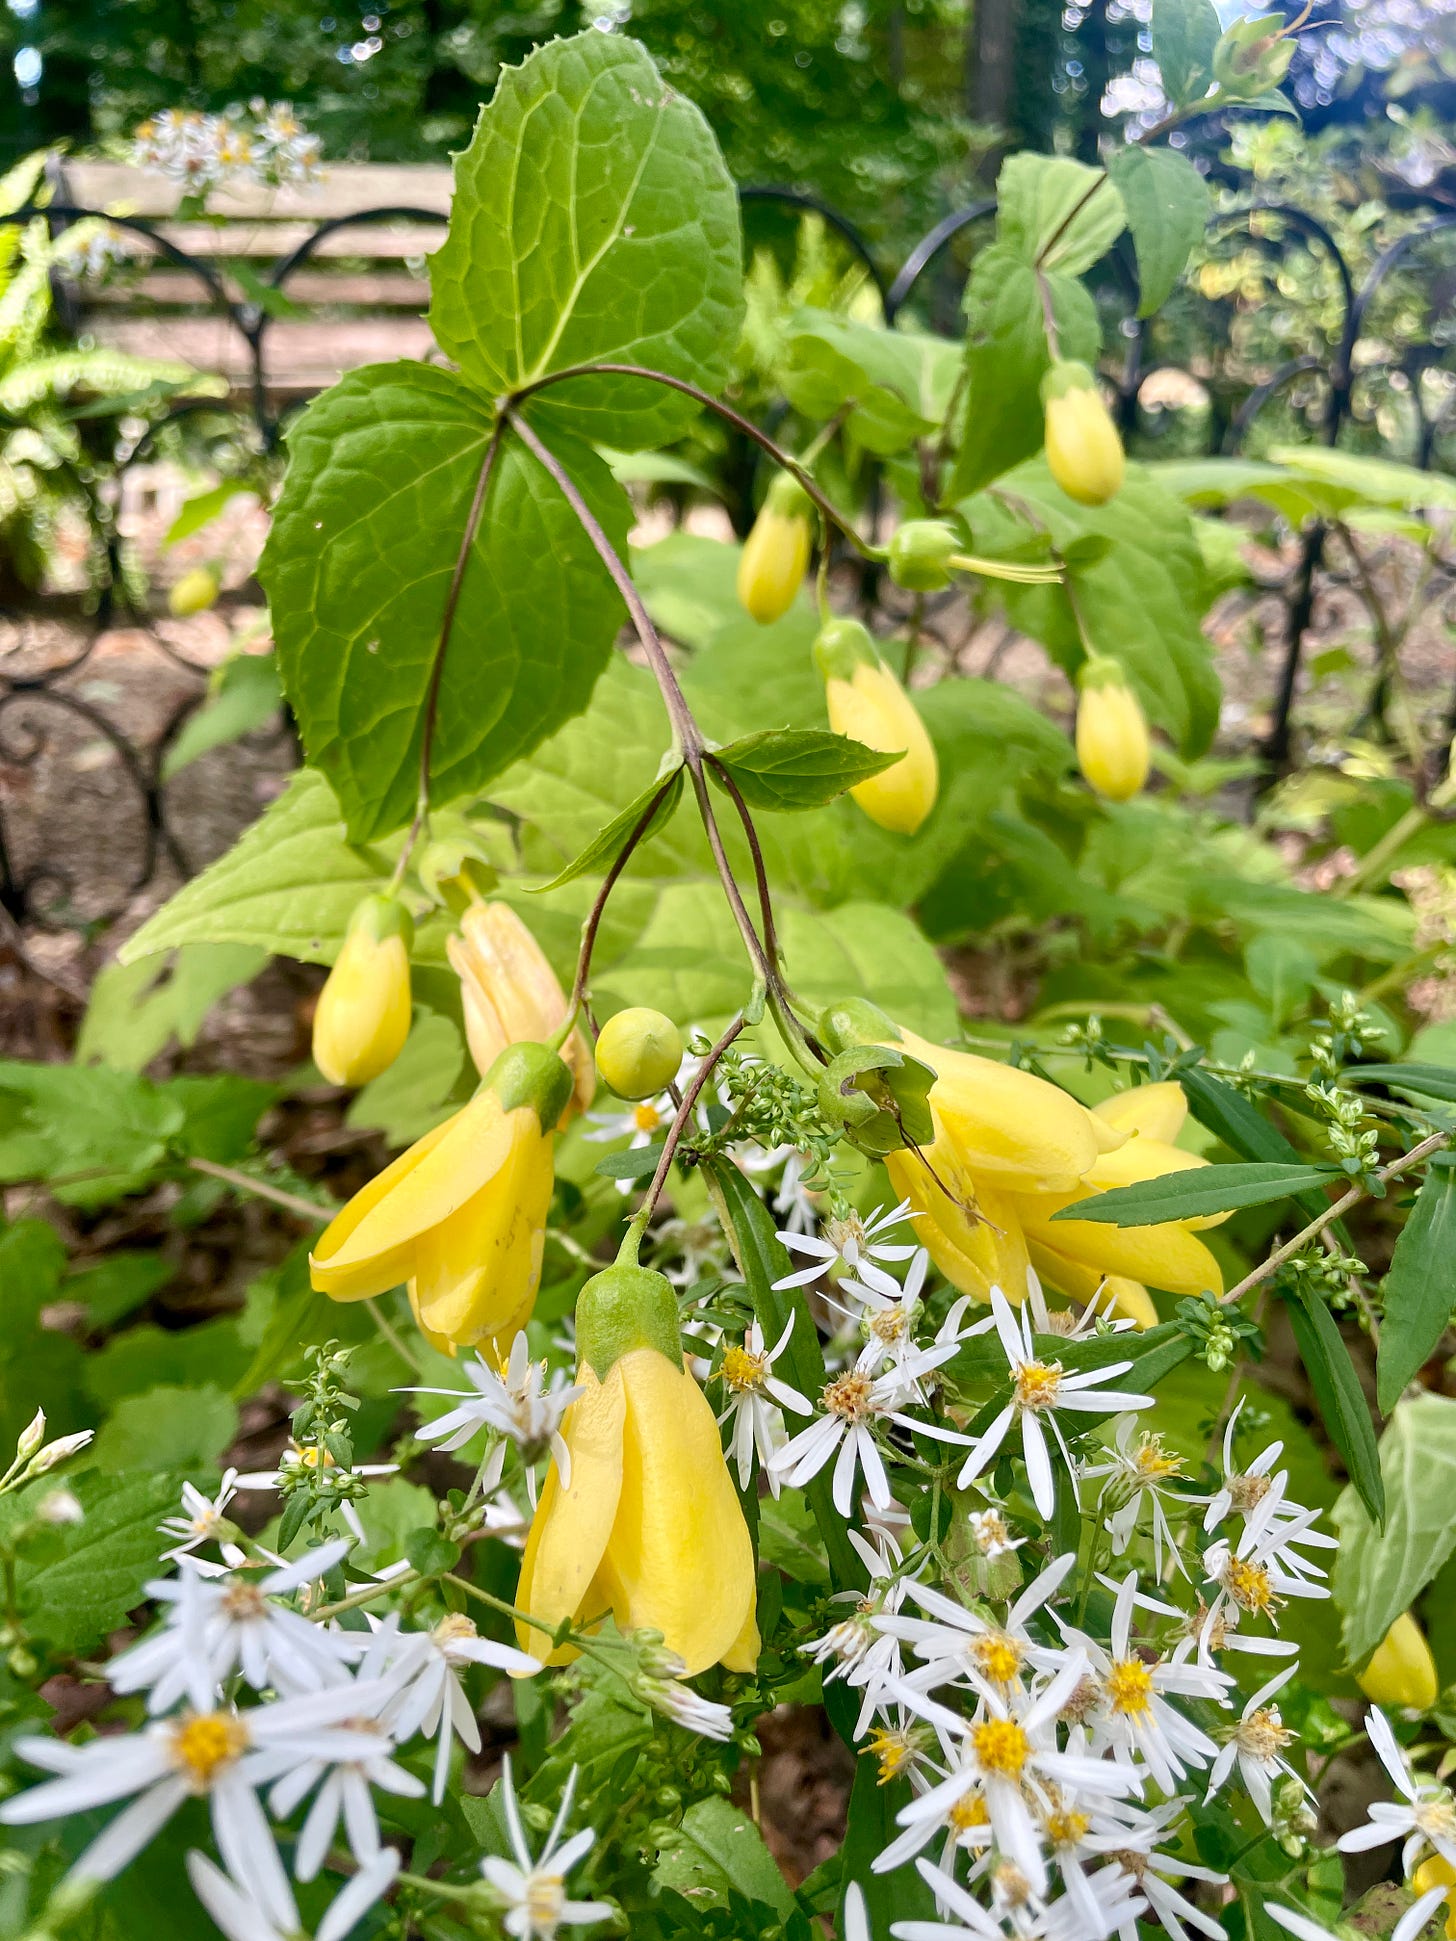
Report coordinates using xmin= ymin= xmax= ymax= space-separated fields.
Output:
xmin=3 ymin=182 xmax=1455 ymax=938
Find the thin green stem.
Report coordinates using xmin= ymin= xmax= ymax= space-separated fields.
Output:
xmin=186 ymin=1157 xmax=333 ymax=1223
xmin=365 ymin=1297 xmax=425 ymax=1376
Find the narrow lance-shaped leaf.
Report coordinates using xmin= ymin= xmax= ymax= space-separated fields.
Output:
xmin=710 ymin=728 xmax=900 ymax=813
xmin=1284 ymin=1281 xmax=1384 ymax=1526
xmin=1376 ymin=1157 xmax=1456 ymax=1415
xmin=1350 ymin=1062 xmax=1456 ymax=1105
xmin=1059 ymin=1161 xmax=1342 ymax=1227
xmin=1179 ymin=1068 xmax=1335 ymax=1224
xmin=536 ymin=765 xmax=685 ymax=892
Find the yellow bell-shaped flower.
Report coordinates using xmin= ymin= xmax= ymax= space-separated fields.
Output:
xmin=311 ymin=893 xmax=414 ymax=1087
xmin=447 ymin=902 xmax=594 ymax=1123
xmin=1358 ymin=1612 xmax=1439 ymax=1713
xmin=814 ymin=619 xmax=939 ymax=836
xmin=1076 ymin=660 xmax=1151 ymax=804
xmin=310 ymin=1042 xmax=573 ymax=1353
xmin=1006 ymin=1081 xmax=1225 ymax=1316
xmin=1414 ymin=1857 xmax=1456 ymax=1941
xmin=1042 ymin=360 xmax=1125 ymax=506
xmin=737 ymin=472 xmax=813 ymax=625
xmin=517 ymin=1262 xmax=758 ymax=1678
xmin=884 ymin=1139 xmax=1033 ymax=1305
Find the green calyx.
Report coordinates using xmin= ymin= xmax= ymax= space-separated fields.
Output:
xmin=818 ymin=996 xmax=901 ymax=1056
xmin=766 ymin=470 xmax=813 ymax=519
xmin=1076 ymin=651 xmax=1133 ymax=695
xmin=483 ymin=1041 xmax=574 ymax=1133
xmin=575 ymin=1263 xmax=683 ymax=1379
xmin=348 ymin=892 xmax=414 ymax=950
xmin=1212 ymin=13 xmax=1293 ymax=91
xmin=812 ymin=616 xmax=880 ymax=684
xmin=886 ymin=520 xmax=959 ymax=592
xmin=1040 ymin=359 xmax=1097 ymax=406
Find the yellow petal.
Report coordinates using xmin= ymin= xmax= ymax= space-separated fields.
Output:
xmin=1357 ymin=1612 xmax=1438 ymax=1712
xmin=885 ymin=1148 xmax=1030 ymax=1303
xmin=720 ymin=1597 xmax=761 ymax=1674
xmin=1097 ymin=1275 xmax=1158 ymax=1330
xmin=1053 ymin=1132 xmax=1229 ymax=1232
xmin=411 ymin=1109 xmax=553 ymax=1346
xmin=312 ymin=929 xmax=413 ymax=1087
xmin=449 ymin=903 xmax=594 ymax=1121
xmin=825 ymin=661 xmax=939 ymax=836
xmin=515 ymin=1364 xmax=626 ymax=1663
xmin=310 ymin=1090 xmax=513 ymax=1301
xmin=1017 ymin=1199 xmax=1224 ymax=1297
xmin=596 ymin=1350 xmax=755 ymax=1676
xmin=898 ymin=1030 xmax=1105 ymax=1193
xmin=1093 ymin=1081 xmax=1189 ymax=1143
xmin=406 ymin=1281 xmax=456 ymax=1357
xmin=310 ymin=1111 xmax=459 ymax=1300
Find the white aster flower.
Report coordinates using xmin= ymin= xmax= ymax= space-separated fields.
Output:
xmin=966 ymin=1505 xmax=1025 ymax=1560
xmin=899 ymin=1851 xmax=1145 ymax=1941
xmin=1109 ymin=1838 xmax=1228 ymax=1941
xmin=716 ymin=1314 xmax=812 ymax=1491
xmin=1204 ymin=1664 xmax=1304 ymax=1824
xmin=1202 ymin=1400 xmax=1286 ymax=1529
xmin=160 ymin=1470 xmax=240 ymax=1559
xmin=636 ymin=1653 xmax=735 ymax=1742
xmin=956 ymin=1289 xmax=1154 ymax=1518
xmin=187 ymin=1845 xmax=398 ymax=1941
xmin=1337 ymin=1705 xmax=1456 ymax=1874
xmin=265 ymin=1679 xmax=424 ymax=1881
xmin=0 ymin=1685 xmax=390 ymax=1918
xmin=804 ymin=1527 xmax=920 ymax=1735
xmin=482 ymin=1755 xmax=614 ymax=1939
xmin=880 ymin=1552 xmax=1079 ymax=1713
xmin=233 ymin=1443 xmax=397 ymax=1544
xmin=379 ymin=1612 xmax=542 ymax=1804
xmin=1061 ymin=1573 xmax=1230 ymax=1794
xmin=770 ymin=1347 xmax=972 ymax=1517
xmin=1270 ymin=1895 xmax=1448 ymax=1941
xmin=773 ymin=1198 xmax=919 ymax=1289
xmin=406 ymin=1333 xmax=582 ymax=1503
xmin=1080 ymin=1416 xmax=1193 ymax=1577
xmin=1202 ymin=1506 xmax=1331 ymax=1636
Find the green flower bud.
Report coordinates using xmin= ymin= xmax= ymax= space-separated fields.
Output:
xmin=1212 ymin=14 xmax=1295 ymax=96
xmin=574 ymin=1263 xmax=683 ymax=1380
xmin=886 ymin=519 xmax=960 ymax=592
xmin=595 ymin=1007 xmax=684 ymax=1100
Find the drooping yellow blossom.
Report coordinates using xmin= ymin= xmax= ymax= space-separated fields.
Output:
xmin=517 ymin=1261 xmax=758 ymax=1677
xmin=595 ymin=1006 xmax=683 ymax=1101
xmin=310 ymin=1042 xmax=572 ymax=1353
xmin=1358 ymin=1612 xmax=1439 ymax=1713
xmin=447 ymin=902 xmax=594 ymax=1122
xmin=1005 ymin=1081 xmax=1225 ymax=1320
xmin=1076 ymin=660 xmax=1151 ymax=803
xmin=737 ymin=472 xmax=813 ymax=624
xmin=311 ymin=893 xmax=414 ymax=1087
xmin=1042 ymin=360 xmax=1125 ymax=507
xmin=168 ymin=565 xmax=221 ymax=616
xmin=1414 ymin=1857 xmax=1456 ymax=1941
xmin=814 ymin=619 xmax=939 ymax=836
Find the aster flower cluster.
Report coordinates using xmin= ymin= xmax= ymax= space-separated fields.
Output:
xmin=130 ymin=102 xmax=322 ymax=193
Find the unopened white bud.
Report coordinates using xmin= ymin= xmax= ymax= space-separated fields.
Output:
xmin=31 ymin=1430 xmax=94 ymax=1474
xmin=36 ymin=1487 xmax=84 ymax=1526
xmin=15 ymin=1410 xmax=45 ymax=1461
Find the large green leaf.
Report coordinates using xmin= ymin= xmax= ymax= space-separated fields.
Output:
xmin=261 ymin=361 xmax=630 ymax=841
xmin=428 ymin=33 xmax=742 ymax=449
xmin=1376 ymin=1159 xmax=1456 ymax=1414
xmin=16 ymin=1472 xmax=181 ymax=1653
xmin=964 ymin=460 xmax=1222 ymax=755
xmin=711 ymin=728 xmax=899 ymax=811
xmin=1269 ymin=446 xmax=1456 ymax=517
xmin=1151 ymin=0 xmax=1221 ymax=105
xmin=0 ymin=1061 xmax=184 ymax=1206
xmin=1333 ymin=1393 xmax=1456 ymax=1663
xmin=1107 ymin=147 xmax=1210 ymax=316
xmin=77 ymin=943 xmax=267 ymax=1073
xmin=780 ymin=310 xmax=959 ymax=456
xmin=1063 ymin=1162 xmax=1340 ymax=1226
xmin=950 ymin=244 xmax=1101 ymax=501
xmin=652 ymin=1798 xmax=796 ymax=1920
xmin=996 ymin=155 xmax=1126 ymax=274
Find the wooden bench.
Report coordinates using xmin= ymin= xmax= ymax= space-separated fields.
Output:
xmin=55 ymin=161 xmax=454 ymax=412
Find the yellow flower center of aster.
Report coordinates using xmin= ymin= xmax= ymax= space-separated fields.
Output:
xmin=969 ymin=1632 xmax=1023 ymax=1686
xmin=866 ymin=1726 xmax=917 ymax=1784
xmin=1133 ymin=1436 xmax=1182 ymax=1480
xmin=434 ymin=1612 xmax=478 ymax=1650
xmin=971 ymin=1717 xmax=1030 ymax=1777
xmin=826 ymin=1212 xmax=867 ymax=1255
xmin=1226 ymin=1557 xmax=1276 ymax=1613
xmin=633 ymin=1102 xmax=663 ymax=1134
xmin=169 ymin=1711 xmax=249 ymax=1789
xmin=1105 ymin=1658 xmax=1155 ymax=1715
xmin=1238 ymin=1706 xmax=1294 ymax=1760
xmin=948 ymin=1792 xmax=991 ymax=1832
xmin=1229 ymin=1472 xmax=1271 ymax=1512
xmin=1045 ymin=1806 xmax=1091 ymax=1847
xmin=1416 ymin=1799 xmax=1456 ymax=1844
xmin=1013 ymin=1361 xmax=1062 ymax=1411
xmin=525 ymin=1875 xmax=566 ymax=1924
xmin=219 ymin=1580 xmax=268 ymax=1621
xmin=823 ymin=1372 xmax=874 ymax=1422
xmin=722 ymin=1344 xmax=768 ymax=1392
xmin=870 ymin=1307 xmax=908 ymax=1343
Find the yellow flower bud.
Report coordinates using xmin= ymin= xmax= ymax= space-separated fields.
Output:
xmin=596 ymin=1007 xmax=683 ymax=1100
xmin=1358 ymin=1612 xmax=1439 ymax=1713
xmin=447 ymin=902 xmax=594 ymax=1123
xmin=517 ymin=1264 xmax=758 ymax=1676
xmin=1076 ymin=664 xmax=1151 ymax=803
xmin=1414 ymin=1858 xmax=1456 ymax=1941
xmin=815 ymin=620 xmax=938 ymax=836
xmin=311 ymin=893 xmax=413 ymax=1087
xmin=310 ymin=1042 xmax=573 ymax=1353
xmin=1042 ymin=361 xmax=1125 ymax=507
xmin=736 ymin=472 xmax=813 ymax=624
xmin=168 ymin=565 xmax=221 ymax=616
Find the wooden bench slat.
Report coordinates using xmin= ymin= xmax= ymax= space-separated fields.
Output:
xmin=88 ymin=315 xmax=438 ymax=381
xmin=62 ymin=160 xmax=453 ymax=221
xmin=85 ymin=269 xmax=430 ymax=309
xmin=120 ymin=221 xmax=446 ymax=262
